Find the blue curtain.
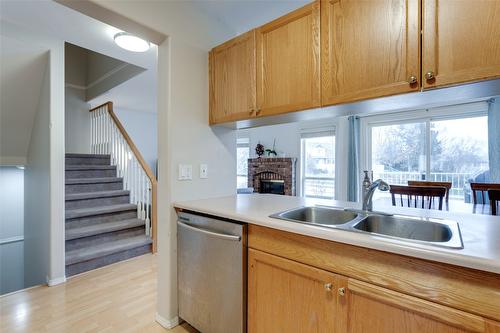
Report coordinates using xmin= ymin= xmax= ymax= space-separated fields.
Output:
xmin=347 ymin=116 xmax=360 ymax=202
xmin=488 ymin=98 xmax=500 ymax=183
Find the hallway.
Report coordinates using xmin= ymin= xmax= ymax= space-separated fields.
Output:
xmin=0 ymin=254 xmax=196 ymax=333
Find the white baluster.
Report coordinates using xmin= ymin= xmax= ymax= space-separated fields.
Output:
xmin=105 ymin=112 xmax=109 ymax=154
xmin=145 ymin=180 xmax=150 ymax=236
xmin=99 ymin=108 xmax=103 ymax=154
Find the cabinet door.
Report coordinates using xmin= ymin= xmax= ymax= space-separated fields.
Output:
xmin=209 ymin=30 xmax=256 ymax=125
xmin=422 ymin=0 xmax=500 ymax=89
xmin=256 ymin=1 xmax=320 ymax=117
xmin=321 ymin=0 xmax=420 ymax=106
xmin=339 ymin=278 xmax=489 ymax=333
xmin=248 ymin=249 xmax=341 ymax=333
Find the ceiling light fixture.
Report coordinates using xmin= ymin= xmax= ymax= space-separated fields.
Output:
xmin=113 ymin=32 xmax=150 ymax=52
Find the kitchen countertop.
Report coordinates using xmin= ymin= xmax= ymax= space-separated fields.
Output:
xmin=174 ymin=194 xmax=500 ymax=274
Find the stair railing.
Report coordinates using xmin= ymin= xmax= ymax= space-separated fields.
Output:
xmin=89 ymin=102 xmax=157 ymax=252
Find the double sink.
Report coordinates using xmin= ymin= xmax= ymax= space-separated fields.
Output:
xmin=270 ymin=206 xmax=463 ymax=249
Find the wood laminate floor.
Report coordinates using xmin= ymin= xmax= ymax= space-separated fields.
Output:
xmin=0 ymin=254 xmax=197 ymax=333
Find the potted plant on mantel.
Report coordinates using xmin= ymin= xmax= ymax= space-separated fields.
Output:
xmin=265 ymin=139 xmax=277 ymax=157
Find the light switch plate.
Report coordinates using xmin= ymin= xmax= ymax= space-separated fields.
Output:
xmin=200 ymin=164 xmax=208 ymax=179
xmin=178 ymin=164 xmax=192 ymax=180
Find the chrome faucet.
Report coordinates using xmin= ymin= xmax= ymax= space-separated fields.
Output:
xmin=362 ymin=175 xmax=390 ymax=212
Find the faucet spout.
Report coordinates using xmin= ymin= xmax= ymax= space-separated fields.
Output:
xmin=362 ymin=179 xmax=390 ymax=211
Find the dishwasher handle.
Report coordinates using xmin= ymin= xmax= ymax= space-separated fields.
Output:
xmin=177 ymin=220 xmax=241 ymax=242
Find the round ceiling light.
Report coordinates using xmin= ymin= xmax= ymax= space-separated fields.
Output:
xmin=113 ymin=32 xmax=150 ymax=52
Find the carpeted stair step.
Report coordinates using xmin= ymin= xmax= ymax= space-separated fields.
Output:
xmin=65 ymin=239 xmax=152 ymax=277
xmin=65 ymin=190 xmax=130 ymax=209
xmin=65 ymin=203 xmax=138 ymax=229
xmin=65 ymin=165 xmax=117 ymax=179
xmin=65 ymin=218 xmax=145 ymax=241
xmin=65 ymin=177 xmax=123 ymax=194
xmin=65 ymin=235 xmax=152 ymax=267
xmin=66 ymin=225 xmax=146 ymax=251
xmin=66 ymin=203 xmax=137 ymax=219
xmin=65 ymin=153 xmax=111 ymax=166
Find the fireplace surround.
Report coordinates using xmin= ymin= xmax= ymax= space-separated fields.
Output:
xmin=248 ymin=157 xmax=296 ymax=196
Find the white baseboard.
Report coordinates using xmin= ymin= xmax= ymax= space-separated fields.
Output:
xmin=47 ymin=275 xmax=66 ymax=286
xmin=155 ymin=313 xmax=180 ymax=329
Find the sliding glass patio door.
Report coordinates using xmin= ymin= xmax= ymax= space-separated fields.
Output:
xmin=368 ymin=114 xmax=488 ymax=203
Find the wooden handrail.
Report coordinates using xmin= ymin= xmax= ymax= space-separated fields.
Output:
xmin=90 ymin=101 xmax=158 ymax=253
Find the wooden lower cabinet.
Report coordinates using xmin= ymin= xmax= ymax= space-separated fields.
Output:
xmin=248 ymin=247 xmax=500 ymax=333
xmin=248 ymin=248 xmax=341 ymax=332
xmin=339 ymin=278 xmax=495 ymax=333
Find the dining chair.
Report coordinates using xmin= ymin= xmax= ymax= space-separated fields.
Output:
xmin=408 ymin=181 xmax=452 ymax=204
xmin=488 ymin=189 xmax=500 ymax=216
xmin=390 ymin=185 xmax=447 ymax=210
xmin=470 ymin=183 xmax=500 ymax=205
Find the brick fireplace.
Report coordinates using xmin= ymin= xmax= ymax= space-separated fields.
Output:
xmin=248 ymin=158 xmax=297 ymax=196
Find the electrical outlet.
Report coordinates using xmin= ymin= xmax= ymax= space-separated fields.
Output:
xmin=200 ymin=164 xmax=208 ymax=179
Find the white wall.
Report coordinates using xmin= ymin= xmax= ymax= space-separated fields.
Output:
xmin=114 ymin=108 xmax=157 ymax=172
xmin=65 ymin=43 xmax=90 ymax=153
xmin=238 ymin=122 xmax=301 ymax=159
xmin=2 ymin=20 xmax=67 ymax=288
xmin=24 ymin=61 xmax=50 ymax=288
xmin=0 ymin=167 xmax=25 ymax=295
xmin=65 ymin=87 xmax=90 ymax=153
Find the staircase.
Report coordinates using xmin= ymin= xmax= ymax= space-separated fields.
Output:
xmin=65 ymin=153 xmax=152 ymax=277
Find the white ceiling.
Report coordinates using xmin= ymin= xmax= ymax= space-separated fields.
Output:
xmin=193 ymin=0 xmax=310 ymax=35
xmin=0 ymin=35 xmax=48 ymax=161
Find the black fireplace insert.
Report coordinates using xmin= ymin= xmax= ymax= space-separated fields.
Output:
xmin=260 ymin=179 xmax=285 ymax=195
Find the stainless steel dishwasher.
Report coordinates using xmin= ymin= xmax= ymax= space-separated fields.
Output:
xmin=177 ymin=211 xmax=246 ymax=333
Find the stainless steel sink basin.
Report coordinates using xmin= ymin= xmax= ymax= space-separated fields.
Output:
xmin=270 ymin=206 xmax=362 ymax=227
xmin=270 ymin=206 xmax=463 ymax=249
xmin=352 ymin=215 xmax=463 ymax=248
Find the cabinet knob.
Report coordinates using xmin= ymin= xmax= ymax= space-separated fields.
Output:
xmin=249 ymin=108 xmax=255 ymax=115
xmin=425 ymin=71 xmax=435 ymax=80
xmin=338 ymin=287 xmax=346 ymax=296
xmin=408 ymin=75 xmax=417 ymax=84
xmin=256 ymin=108 xmax=262 ymax=115
xmin=324 ymin=283 xmax=332 ymax=291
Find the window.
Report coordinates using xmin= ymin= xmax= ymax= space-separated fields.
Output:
xmin=301 ymin=132 xmax=335 ymax=199
xmin=367 ymin=110 xmax=489 ymax=202
xmin=237 ymin=138 xmax=250 ymax=189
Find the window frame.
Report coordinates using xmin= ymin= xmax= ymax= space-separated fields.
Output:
xmin=360 ymin=101 xmax=489 ymax=200
xmin=300 ymin=129 xmax=336 ymax=200
xmin=236 ymin=137 xmax=250 ymax=189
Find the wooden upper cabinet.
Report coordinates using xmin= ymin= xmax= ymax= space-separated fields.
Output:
xmin=339 ymin=278 xmax=492 ymax=333
xmin=209 ymin=30 xmax=256 ymax=125
xmin=248 ymin=249 xmax=341 ymax=333
xmin=321 ymin=0 xmax=421 ymax=106
xmin=256 ymin=1 xmax=321 ymax=117
xmin=422 ymin=0 xmax=500 ymax=89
